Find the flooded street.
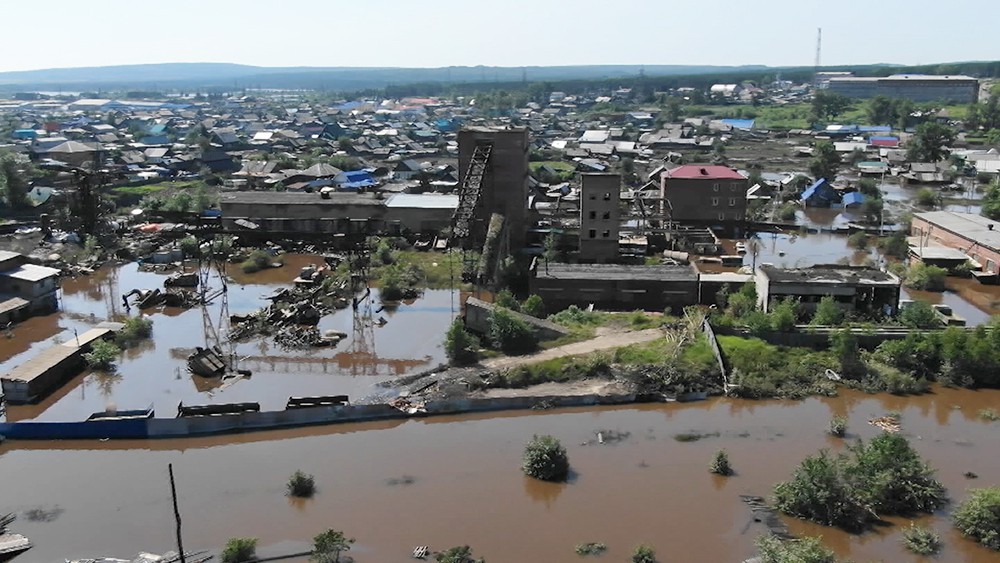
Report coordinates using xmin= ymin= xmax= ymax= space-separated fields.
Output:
xmin=1 ymin=387 xmax=999 ymax=561
xmin=0 ymin=256 xmax=455 ymax=422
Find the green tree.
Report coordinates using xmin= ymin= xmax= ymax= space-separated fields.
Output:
xmin=844 ymin=432 xmax=946 ymax=515
xmin=866 ymin=95 xmax=896 ymax=125
xmin=773 ymin=450 xmax=869 ymax=531
xmin=811 ymin=296 xmax=844 ymax=326
xmin=444 ymin=318 xmax=480 ymax=366
xmin=809 ymin=141 xmax=841 ymax=181
xmin=907 ymin=122 xmax=956 ymax=163
xmin=286 ymin=470 xmax=316 ymax=498
xmin=522 ymin=434 xmax=569 ymax=482
xmin=904 ymin=263 xmax=947 ymax=292
xmin=709 ymin=449 xmax=733 ymax=476
xmin=769 ymin=297 xmax=798 ymax=331
xmin=221 ymin=538 xmax=257 ymax=563
xmin=830 ymin=329 xmax=865 ymax=378
xmin=810 ymin=90 xmax=852 ymax=124
xmin=489 ymin=307 xmax=536 ymax=355
xmin=494 ymin=289 xmax=519 ymax=311
xmin=915 ymin=187 xmax=939 ymax=207
xmin=953 ymin=487 xmax=1000 ymax=550
xmin=84 ymin=339 xmax=122 ymax=371
xmin=0 ymin=151 xmax=34 ymax=208
xmin=981 ymin=179 xmax=1000 ymax=220
xmin=311 ymin=529 xmax=355 ymax=563
xmin=899 ymin=301 xmax=943 ymax=328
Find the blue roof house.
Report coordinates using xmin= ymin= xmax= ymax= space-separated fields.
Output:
xmin=335 ymin=170 xmax=376 ymax=191
xmin=801 ymin=179 xmax=840 ymax=207
xmin=842 ymin=191 xmax=866 ymax=209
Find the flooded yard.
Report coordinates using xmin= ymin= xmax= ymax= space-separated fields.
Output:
xmin=0 ymin=256 xmax=456 ymax=422
xmin=0 ymin=388 xmax=998 ymax=562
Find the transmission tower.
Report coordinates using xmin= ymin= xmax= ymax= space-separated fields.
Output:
xmin=814 ymin=27 xmax=822 ymax=88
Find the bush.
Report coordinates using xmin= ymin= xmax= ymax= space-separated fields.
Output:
xmin=179 ymin=235 xmax=200 ymax=258
xmin=904 ymin=262 xmax=947 ymax=291
xmin=899 ymin=301 xmax=943 ymax=328
xmin=811 ymin=296 xmax=845 ymax=326
xmin=777 ymin=202 xmax=798 ymax=221
xmin=445 ymin=318 xmax=480 ymax=366
xmin=312 ymin=528 xmax=354 ymax=563
xmin=709 ymin=449 xmax=733 ymax=476
xmin=287 ymin=470 xmax=316 ymax=498
xmin=548 ymin=304 xmax=603 ymax=327
xmin=953 ymin=487 xmax=1000 ymax=550
xmin=770 ymin=298 xmax=798 ymax=331
xmin=773 ymin=433 xmax=946 ymax=532
xmin=84 ymin=338 xmax=121 ymax=370
xmin=520 ymin=294 xmax=545 ymax=318
xmin=489 ymin=307 xmax=537 ymax=355
xmin=828 ymin=415 xmax=847 ymax=437
xmin=241 ymin=249 xmax=277 ymax=274
xmin=574 ymin=543 xmax=607 ymax=556
xmin=494 ymin=289 xmax=519 ymax=311
xmin=221 ymin=537 xmax=257 ymax=563
xmin=901 ymin=523 xmax=941 ymax=555
xmin=116 ymin=316 xmax=154 ymax=348
xmin=522 ymin=435 xmax=569 ymax=482
xmin=631 ymin=545 xmax=656 ymax=563
xmin=847 ymin=231 xmax=869 ymax=250
xmin=436 ymin=545 xmax=484 ymax=563
xmin=915 ymin=187 xmax=939 ymax=207
xmin=877 ymin=232 xmax=909 ymax=259
xmin=755 ymin=535 xmax=836 ymax=563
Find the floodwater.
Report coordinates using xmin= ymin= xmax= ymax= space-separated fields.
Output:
xmin=0 ymin=387 xmax=999 ymax=562
xmin=0 ymin=256 xmax=456 ymax=422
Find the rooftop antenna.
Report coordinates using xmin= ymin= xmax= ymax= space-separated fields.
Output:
xmin=814 ymin=27 xmax=822 ymax=88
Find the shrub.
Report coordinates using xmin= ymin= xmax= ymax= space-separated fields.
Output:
xmin=915 ymin=187 xmax=939 ymax=207
xmin=901 ymin=523 xmax=941 ymax=555
xmin=489 ymin=307 xmax=537 ymax=355
xmin=847 ymin=231 xmax=869 ymax=250
xmin=116 ymin=316 xmax=154 ymax=348
xmin=777 ymin=202 xmax=798 ymax=221
xmin=773 ymin=433 xmax=946 ymax=532
xmin=445 ymin=318 xmax=480 ymax=366
xmin=84 ymin=338 xmax=121 ymax=370
xmin=811 ymin=296 xmax=845 ymax=326
xmin=520 ymin=294 xmax=545 ymax=318
xmin=312 ymin=528 xmax=354 ymax=563
xmin=241 ymin=249 xmax=277 ymax=274
xmin=287 ymin=470 xmax=316 ymax=498
xmin=494 ymin=289 xmax=519 ymax=310
xmin=899 ymin=301 xmax=943 ymax=329
xmin=574 ymin=543 xmax=607 ymax=556
xmin=709 ymin=449 xmax=733 ymax=476
xmin=904 ymin=262 xmax=947 ymax=291
xmin=179 ymin=235 xmax=200 ymax=258
xmin=878 ymin=232 xmax=909 ymax=259
xmin=828 ymin=415 xmax=847 ymax=437
xmin=979 ymin=408 xmax=1000 ymax=421
xmin=755 ymin=535 xmax=836 ymax=563
xmin=522 ymin=435 xmax=569 ymax=482
xmin=953 ymin=487 xmax=1000 ymax=550
xmin=435 ymin=545 xmax=484 ymax=563
xmin=769 ymin=297 xmax=798 ymax=331
xmin=631 ymin=544 xmax=656 ymax=563
xmin=221 ymin=537 xmax=257 ymax=563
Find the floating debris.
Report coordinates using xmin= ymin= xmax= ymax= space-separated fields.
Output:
xmin=868 ymin=415 xmax=901 ymax=433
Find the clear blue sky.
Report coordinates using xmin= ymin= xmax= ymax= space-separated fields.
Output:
xmin=2 ymin=0 xmax=998 ymax=72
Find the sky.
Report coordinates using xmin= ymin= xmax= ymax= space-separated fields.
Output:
xmin=1 ymin=0 xmax=998 ymax=72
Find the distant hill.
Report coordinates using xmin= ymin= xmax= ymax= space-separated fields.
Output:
xmin=0 ymin=62 xmax=769 ymax=91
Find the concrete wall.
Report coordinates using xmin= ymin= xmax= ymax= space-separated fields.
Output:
xmin=463 ymin=296 xmax=569 ymax=341
xmin=579 ymin=174 xmax=621 ymax=262
xmin=660 ymin=177 xmax=747 ymax=223
xmin=530 ymin=273 xmax=699 ymax=312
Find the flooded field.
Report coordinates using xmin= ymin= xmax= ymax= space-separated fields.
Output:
xmin=0 ymin=387 xmax=998 ymax=562
xmin=0 ymin=256 xmax=455 ymax=422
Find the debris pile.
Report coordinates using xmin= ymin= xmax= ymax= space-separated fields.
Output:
xmin=868 ymin=415 xmax=901 ymax=433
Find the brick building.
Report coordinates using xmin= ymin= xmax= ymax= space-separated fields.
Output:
xmin=579 ymin=173 xmax=621 ymax=262
xmin=911 ymin=211 xmax=1000 ymax=275
xmin=660 ymin=165 xmax=747 ymax=225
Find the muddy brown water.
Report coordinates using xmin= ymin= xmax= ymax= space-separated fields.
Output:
xmin=1 ymin=387 xmax=998 ymax=562
xmin=0 ymin=256 xmax=455 ymax=422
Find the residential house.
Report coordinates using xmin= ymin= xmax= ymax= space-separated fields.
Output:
xmin=660 ymin=165 xmax=748 ymax=224
xmin=800 ymin=179 xmax=839 ymax=207
xmin=0 ymin=251 xmax=60 ymax=324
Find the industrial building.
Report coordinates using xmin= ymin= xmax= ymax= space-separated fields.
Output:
xmin=579 ymin=174 xmax=621 ymax=263
xmin=660 ymin=165 xmax=748 ymax=225
xmin=529 ymin=262 xmax=700 ymax=312
xmin=755 ymin=265 xmax=901 ymax=317
xmin=827 ymin=74 xmax=979 ymax=103
xmin=911 ymin=211 xmax=1000 ymax=277
xmin=218 ymin=191 xmax=458 ymax=236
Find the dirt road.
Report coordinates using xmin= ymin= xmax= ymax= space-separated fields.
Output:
xmin=481 ymin=328 xmax=663 ymax=371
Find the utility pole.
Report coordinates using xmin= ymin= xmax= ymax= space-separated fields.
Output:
xmin=168 ymin=464 xmax=187 ymax=563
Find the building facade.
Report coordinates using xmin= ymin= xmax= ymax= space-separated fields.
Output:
xmin=579 ymin=173 xmax=621 ymax=262
xmin=530 ymin=262 xmax=699 ymax=312
xmin=0 ymin=251 xmax=60 ymax=324
xmin=457 ymin=127 xmax=530 ymax=250
xmin=660 ymin=165 xmax=747 ymax=224
xmin=755 ymin=265 xmax=901 ymax=317
xmin=911 ymin=211 xmax=1000 ymax=274
xmin=827 ymin=74 xmax=979 ymax=103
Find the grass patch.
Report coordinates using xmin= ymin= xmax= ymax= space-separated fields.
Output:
xmin=575 ymin=542 xmax=608 ymax=556
xmin=530 ymin=160 xmax=576 ymax=173
xmin=719 ymin=336 xmax=838 ymax=399
xmin=391 ymin=250 xmax=465 ymax=289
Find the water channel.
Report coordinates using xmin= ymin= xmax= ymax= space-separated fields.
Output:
xmin=0 ymin=388 xmax=998 ymax=561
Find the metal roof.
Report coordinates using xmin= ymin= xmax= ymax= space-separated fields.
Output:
xmin=914 ymin=211 xmax=1000 ymax=251
xmin=662 ymin=165 xmax=745 ymax=180
xmin=385 ymin=193 xmax=459 ymax=209
xmin=1 ymin=264 xmax=60 ymax=282
xmin=536 ymin=262 xmax=697 ymax=282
